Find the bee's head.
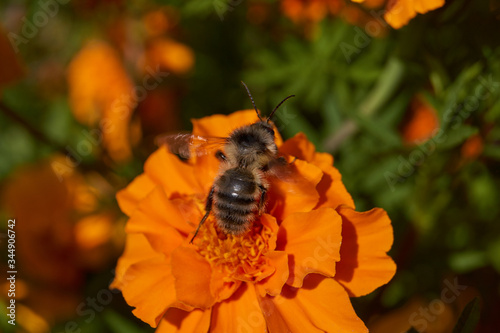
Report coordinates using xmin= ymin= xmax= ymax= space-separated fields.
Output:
xmin=231 ymin=122 xmax=276 ymax=157
xmin=230 ymin=82 xmax=294 ymax=167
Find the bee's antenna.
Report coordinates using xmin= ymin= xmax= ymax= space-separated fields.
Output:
xmin=241 ymin=81 xmax=263 ymax=122
xmin=267 ymin=95 xmax=295 ymax=122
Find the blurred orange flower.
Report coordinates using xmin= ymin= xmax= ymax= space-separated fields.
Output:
xmin=1 ymin=156 xmax=122 ymax=326
xmin=281 ymin=0 xmax=389 ymax=36
xmin=369 ymin=281 xmax=480 ymax=333
xmin=67 ymin=40 xmax=135 ymax=163
xmin=142 ymin=7 xmax=180 ymax=37
xmin=281 ymin=0 xmax=342 ymax=25
xmin=401 ymin=96 xmax=440 ymax=145
xmin=140 ymin=37 xmax=195 ymax=76
xmin=352 ymin=0 xmax=445 ymax=29
xmin=461 ymin=134 xmax=483 ymax=160
xmin=111 ymin=110 xmax=396 ymax=331
xmin=138 ymin=8 xmax=194 ymax=76
xmin=369 ymin=297 xmax=455 ymax=333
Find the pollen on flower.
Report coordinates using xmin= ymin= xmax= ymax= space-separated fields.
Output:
xmin=194 ymin=217 xmax=275 ymax=283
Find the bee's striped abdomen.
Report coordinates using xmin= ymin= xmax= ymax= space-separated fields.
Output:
xmin=214 ymin=168 xmax=260 ymax=234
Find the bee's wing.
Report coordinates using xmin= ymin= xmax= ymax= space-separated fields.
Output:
xmin=267 ymin=157 xmax=320 ymax=197
xmin=155 ymin=133 xmax=228 ymax=159
xmin=266 ymin=156 xmax=296 ymax=182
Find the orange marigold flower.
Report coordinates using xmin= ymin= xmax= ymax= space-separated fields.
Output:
xmin=67 ymin=40 xmax=135 ymax=162
xmin=111 ymin=110 xmax=396 ymax=331
xmin=352 ymin=0 xmax=445 ymax=29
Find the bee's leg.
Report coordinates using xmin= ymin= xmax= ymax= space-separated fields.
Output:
xmin=190 ymin=186 xmax=215 ymax=243
xmin=258 ymin=185 xmax=267 ymax=214
xmin=215 ymin=150 xmax=227 ymax=162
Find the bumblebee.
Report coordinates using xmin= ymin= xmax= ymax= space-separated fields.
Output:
xmin=158 ymin=82 xmax=294 ymax=242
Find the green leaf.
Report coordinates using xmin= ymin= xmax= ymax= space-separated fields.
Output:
xmin=357 ymin=57 xmax=405 ymax=117
xmin=449 ymin=251 xmax=488 ymax=273
xmin=437 ymin=125 xmax=477 ymax=150
xmin=354 ymin=114 xmax=401 ymax=147
xmin=103 ymin=309 xmax=148 ymax=333
xmin=483 ymin=144 xmax=500 ymax=160
xmin=0 ymin=299 xmax=16 ymax=333
xmin=42 ymin=98 xmax=73 ymax=144
xmin=452 ymin=298 xmax=481 ymax=333
xmin=0 ymin=124 xmax=36 ymax=179
xmin=485 ymin=98 xmax=500 ymax=121
xmin=320 ymin=93 xmax=343 ymax=138
xmin=377 ymin=91 xmax=413 ymax=128
xmin=182 ymin=0 xmax=220 ymax=18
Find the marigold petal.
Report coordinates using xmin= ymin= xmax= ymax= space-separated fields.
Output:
xmin=279 ymin=132 xmax=316 ymax=161
xmin=277 ymin=208 xmax=342 ymax=288
xmin=171 ymin=246 xmax=216 ymax=309
xmin=279 ymin=133 xmax=354 ymax=209
xmin=259 ymin=274 xmax=368 ymax=333
xmin=110 ymin=233 xmax=162 ymax=290
xmin=192 ymin=154 xmax=222 ymax=195
xmin=314 ymin=158 xmax=355 ymax=210
xmin=210 ymin=283 xmax=267 ymax=333
xmin=260 ymin=213 xmax=280 ymax=251
xmin=310 ymin=150 xmax=333 ymax=169
xmin=413 ymin=0 xmax=445 ymax=14
xmin=335 ymin=206 xmax=396 ymax=297
xmin=119 ymin=257 xmax=175 ymax=327
xmin=255 ymin=250 xmax=289 ymax=297
xmin=116 ymin=174 xmax=156 ymax=216
xmin=384 ymin=0 xmax=445 ymax=29
xmin=267 ymin=159 xmax=322 ymax=221
xmin=145 ymin=147 xmax=201 ymax=196
xmin=126 ymin=187 xmax=192 ymax=255
xmin=192 ymin=110 xmax=259 ymax=137
xmin=193 ymin=109 xmax=285 ymax=145
xmin=210 ymin=269 xmax=242 ymax=303
xmin=157 ymin=308 xmax=211 ymax=333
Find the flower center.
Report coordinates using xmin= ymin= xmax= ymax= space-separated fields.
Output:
xmin=194 ymin=216 xmax=275 ymax=283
